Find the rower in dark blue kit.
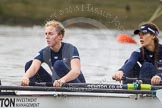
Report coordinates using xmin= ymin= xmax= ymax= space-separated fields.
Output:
xmin=113 ymin=23 xmax=162 ymax=85
xmin=21 ymin=20 xmax=86 ymax=87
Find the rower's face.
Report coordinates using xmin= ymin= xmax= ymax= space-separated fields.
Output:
xmin=139 ymin=32 xmax=155 ymax=47
xmin=45 ymin=26 xmax=62 ymax=47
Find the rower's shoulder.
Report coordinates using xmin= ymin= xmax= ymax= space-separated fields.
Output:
xmin=63 ymin=42 xmax=75 ymax=47
xmin=134 ymin=48 xmax=141 ymax=53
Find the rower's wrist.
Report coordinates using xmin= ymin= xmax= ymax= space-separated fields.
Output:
xmin=58 ymin=79 xmax=65 ymax=84
xmin=22 ymin=76 xmax=29 ymax=80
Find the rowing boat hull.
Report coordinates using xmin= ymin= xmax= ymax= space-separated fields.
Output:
xmin=0 ymin=91 xmax=161 ymax=108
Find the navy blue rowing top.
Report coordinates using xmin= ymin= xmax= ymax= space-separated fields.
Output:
xmin=34 ymin=42 xmax=80 ymax=66
xmin=119 ymin=44 xmax=162 ymax=78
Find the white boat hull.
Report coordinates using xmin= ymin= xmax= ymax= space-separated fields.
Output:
xmin=0 ymin=91 xmax=161 ymax=108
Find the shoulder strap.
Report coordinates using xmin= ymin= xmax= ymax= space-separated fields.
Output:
xmin=62 ymin=43 xmax=74 ymax=69
xmin=43 ymin=47 xmax=59 ymax=80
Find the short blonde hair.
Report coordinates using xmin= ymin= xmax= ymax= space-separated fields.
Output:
xmin=45 ymin=20 xmax=65 ymax=36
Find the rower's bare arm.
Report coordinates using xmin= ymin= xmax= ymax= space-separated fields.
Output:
xmin=54 ymin=58 xmax=80 ymax=87
xmin=21 ymin=59 xmax=41 ymax=86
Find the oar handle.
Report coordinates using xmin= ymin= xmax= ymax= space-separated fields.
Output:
xmin=124 ymin=77 xmax=162 ymax=85
xmin=123 ymin=77 xmax=150 ymax=83
xmin=112 ymin=76 xmax=145 ymax=82
xmin=112 ymin=76 xmax=162 ymax=84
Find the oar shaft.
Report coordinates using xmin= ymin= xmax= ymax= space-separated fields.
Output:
xmin=63 ymin=83 xmax=127 ymax=89
xmin=29 ymin=82 xmax=162 ymax=90
xmin=29 ymin=82 xmax=127 ymax=89
xmin=29 ymin=82 xmax=53 ymax=87
xmin=29 ymin=82 xmax=129 ymax=89
xmin=0 ymin=85 xmax=155 ymax=95
xmin=64 ymin=83 xmax=162 ymax=90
